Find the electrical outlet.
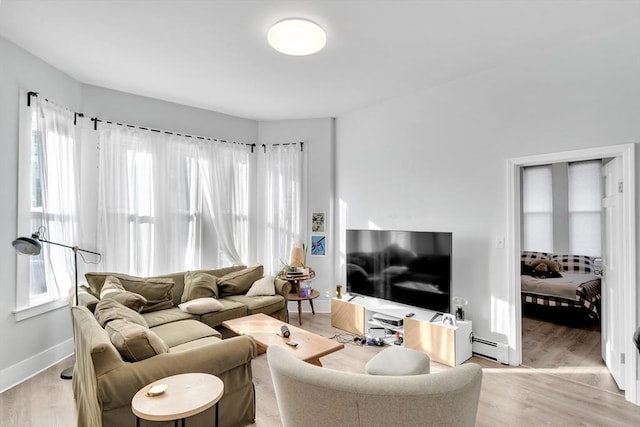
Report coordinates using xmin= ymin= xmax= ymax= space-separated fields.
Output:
xmin=495 ymin=237 xmax=505 ymax=249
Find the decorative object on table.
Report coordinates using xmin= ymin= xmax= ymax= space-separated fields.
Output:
xmin=286 ymin=243 xmax=309 ymax=274
xmin=441 ymin=313 xmax=457 ymax=327
xmin=336 ymin=284 xmax=342 ymax=299
xmin=12 ymin=226 xmax=101 ymax=380
xmin=299 ymin=280 xmax=312 ymax=298
xmin=311 ymin=212 xmax=325 ymax=233
xmin=310 ymin=235 xmax=326 ymax=256
xmin=452 ymin=296 xmax=468 ymax=321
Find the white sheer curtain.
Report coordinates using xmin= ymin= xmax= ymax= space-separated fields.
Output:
xmin=199 ymin=142 xmax=250 ymax=265
xmin=98 ymin=126 xmax=202 ymax=275
xmin=260 ymin=144 xmax=305 ymax=275
xmin=34 ymin=98 xmax=80 ymax=299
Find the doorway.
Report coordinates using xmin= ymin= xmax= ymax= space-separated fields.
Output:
xmin=507 ymin=144 xmax=637 ymax=404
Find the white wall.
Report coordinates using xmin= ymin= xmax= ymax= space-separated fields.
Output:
xmin=0 ymin=36 xmax=83 ymax=392
xmin=258 ymin=118 xmax=336 ymax=313
xmin=336 ymin=22 xmax=640 ymax=346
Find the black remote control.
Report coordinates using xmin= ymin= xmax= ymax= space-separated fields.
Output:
xmin=406 ymin=312 xmax=415 ymax=317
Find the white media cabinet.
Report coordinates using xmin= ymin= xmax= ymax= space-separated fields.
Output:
xmin=331 ymin=295 xmax=472 ymax=367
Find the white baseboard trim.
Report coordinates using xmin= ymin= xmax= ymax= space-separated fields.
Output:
xmin=0 ymin=338 xmax=73 ymax=393
xmin=287 ymin=299 xmax=331 ymax=314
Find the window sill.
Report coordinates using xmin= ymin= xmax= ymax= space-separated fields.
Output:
xmin=13 ymin=298 xmax=69 ymax=322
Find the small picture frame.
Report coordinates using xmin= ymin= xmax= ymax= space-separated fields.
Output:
xmin=311 ymin=212 xmax=325 ymax=233
xmin=441 ymin=313 xmax=457 ymax=327
xmin=311 ymin=235 xmax=326 ymax=256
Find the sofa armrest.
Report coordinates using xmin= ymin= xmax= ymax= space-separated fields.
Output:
xmin=97 ymin=335 xmax=257 ymax=411
xmin=275 ymin=277 xmax=291 ymax=297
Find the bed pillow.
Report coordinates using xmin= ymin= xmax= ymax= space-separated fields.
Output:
xmin=551 ymin=254 xmax=594 ymax=273
xmin=246 ymin=275 xmax=276 ymax=297
xmin=521 ymin=251 xmax=551 ymax=264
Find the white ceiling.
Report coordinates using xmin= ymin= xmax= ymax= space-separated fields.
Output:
xmin=1 ymin=0 xmax=639 ymax=121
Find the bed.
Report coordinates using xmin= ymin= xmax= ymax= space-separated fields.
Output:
xmin=521 ymin=252 xmax=601 ymax=319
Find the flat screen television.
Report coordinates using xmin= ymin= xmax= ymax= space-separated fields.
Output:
xmin=346 ymin=229 xmax=452 ymax=313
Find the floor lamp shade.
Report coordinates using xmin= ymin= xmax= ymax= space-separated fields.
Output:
xmin=11 ymin=229 xmax=101 ymax=380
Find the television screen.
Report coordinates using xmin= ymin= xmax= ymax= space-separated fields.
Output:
xmin=346 ymin=229 xmax=452 ymax=313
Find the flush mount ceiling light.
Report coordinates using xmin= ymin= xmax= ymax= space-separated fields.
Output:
xmin=268 ymin=18 xmax=326 ymax=56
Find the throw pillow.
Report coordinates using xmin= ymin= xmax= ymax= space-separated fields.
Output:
xmin=182 ymin=271 xmax=219 ymax=303
xmin=94 ymin=298 xmax=148 ymax=328
xmin=178 ymin=297 xmax=225 ymax=314
xmin=117 ymin=277 xmax=175 ymax=313
xmin=105 ymin=318 xmax=169 ymax=362
xmin=77 ymin=286 xmax=100 ymax=312
xmin=85 ymin=272 xmax=175 ymax=313
xmin=246 ymin=275 xmax=276 ymax=297
xmin=99 ymin=275 xmax=148 ymax=312
xmin=217 ymin=264 xmax=264 ymax=296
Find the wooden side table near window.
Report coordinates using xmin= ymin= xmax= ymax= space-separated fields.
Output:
xmin=132 ymin=373 xmax=224 ymax=427
xmin=279 ymin=269 xmax=318 ymax=325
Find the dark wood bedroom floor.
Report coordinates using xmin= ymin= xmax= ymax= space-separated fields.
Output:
xmin=522 ymin=304 xmax=622 ymax=395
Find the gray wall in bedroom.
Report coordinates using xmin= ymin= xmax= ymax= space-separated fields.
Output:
xmin=336 ymin=20 xmax=640 ymax=355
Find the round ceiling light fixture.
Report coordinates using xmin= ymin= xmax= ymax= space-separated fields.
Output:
xmin=268 ymin=18 xmax=326 ymax=56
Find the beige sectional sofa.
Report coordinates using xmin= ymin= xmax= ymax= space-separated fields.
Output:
xmin=72 ymin=264 xmax=291 ymax=427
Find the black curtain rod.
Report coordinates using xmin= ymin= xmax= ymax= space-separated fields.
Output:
xmin=89 ymin=117 xmax=256 ymax=151
xmin=28 ymin=92 xmax=86 ymax=125
xmin=261 ymin=142 xmax=304 ymax=153
xmin=27 ymin=90 xmax=264 ymax=153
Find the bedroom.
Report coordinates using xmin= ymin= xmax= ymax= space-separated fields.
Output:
xmin=518 ymin=157 xmax=622 ymax=393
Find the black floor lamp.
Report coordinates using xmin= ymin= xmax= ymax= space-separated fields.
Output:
xmin=12 ymin=228 xmax=101 ymax=380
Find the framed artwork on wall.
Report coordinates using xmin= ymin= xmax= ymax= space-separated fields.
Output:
xmin=312 ymin=212 xmax=325 ymax=233
xmin=311 ymin=235 xmax=326 ymax=256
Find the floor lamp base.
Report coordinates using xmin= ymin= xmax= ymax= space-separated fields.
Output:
xmin=60 ymin=366 xmax=73 ymax=380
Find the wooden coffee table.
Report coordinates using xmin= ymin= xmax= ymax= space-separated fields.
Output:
xmin=222 ymin=313 xmax=344 ymax=366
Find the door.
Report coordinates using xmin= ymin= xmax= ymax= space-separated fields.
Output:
xmin=601 ymin=157 xmax=624 ymax=389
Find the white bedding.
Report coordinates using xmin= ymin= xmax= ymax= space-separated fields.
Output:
xmin=521 ymin=272 xmax=600 ymax=300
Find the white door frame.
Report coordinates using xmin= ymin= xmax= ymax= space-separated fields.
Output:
xmin=507 ymin=143 xmax=637 ymax=404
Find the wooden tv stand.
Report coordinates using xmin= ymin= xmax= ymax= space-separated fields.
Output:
xmin=330 ymin=296 xmax=472 ymax=367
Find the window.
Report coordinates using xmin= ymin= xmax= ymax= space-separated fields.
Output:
xmin=97 ymin=126 xmax=251 ymax=275
xmin=522 ymin=165 xmax=553 ymax=252
xmin=568 ymin=160 xmax=602 ymax=257
xmin=16 ymin=94 xmax=79 ymax=311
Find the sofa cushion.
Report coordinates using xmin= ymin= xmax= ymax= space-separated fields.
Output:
xmin=217 ymin=264 xmax=264 ymax=296
xmin=94 ymin=299 xmax=148 ymax=328
xmin=100 ymin=276 xmax=147 ymax=312
xmin=223 ymin=294 xmax=285 ymax=316
xmin=151 ymin=319 xmax=221 ymax=347
xmin=179 ymin=297 xmax=225 ymax=314
xmin=77 ymin=286 xmax=100 ymax=312
xmin=142 ymin=307 xmax=196 ymax=328
xmin=85 ymin=272 xmax=175 ymax=313
xmin=105 ymin=318 xmax=169 ymax=362
xmin=246 ymin=275 xmax=276 ymax=296
xmin=199 ymin=299 xmax=248 ymax=328
xmin=182 ymin=271 xmax=219 ymax=302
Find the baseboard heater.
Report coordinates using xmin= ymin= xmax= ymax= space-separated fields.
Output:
xmin=472 ymin=336 xmax=509 ymax=364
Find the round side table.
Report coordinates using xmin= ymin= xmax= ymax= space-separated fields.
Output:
xmin=288 ymin=289 xmax=320 ymax=325
xmin=132 ymin=373 xmax=224 ymax=427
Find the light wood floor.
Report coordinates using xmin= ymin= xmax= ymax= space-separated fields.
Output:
xmin=521 ymin=304 xmax=621 ymax=395
xmin=3 ymin=312 xmax=640 ymax=426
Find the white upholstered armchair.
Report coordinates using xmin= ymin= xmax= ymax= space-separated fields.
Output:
xmin=267 ymin=345 xmax=483 ymax=427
